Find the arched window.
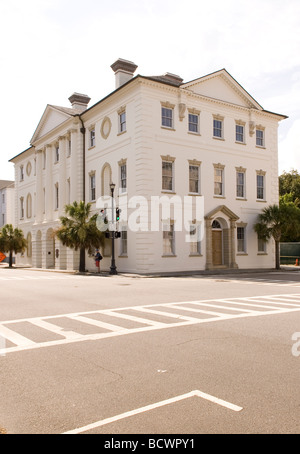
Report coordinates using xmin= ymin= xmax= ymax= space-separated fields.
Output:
xmin=101 ymin=163 xmax=112 ymax=196
xmin=27 ymin=232 xmax=32 ymax=257
xmin=26 ymin=193 xmax=32 ymax=218
xmin=212 ymin=220 xmax=222 ymax=229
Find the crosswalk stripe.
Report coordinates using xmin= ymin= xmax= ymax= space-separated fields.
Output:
xmin=1 ymin=293 xmax=300 ymax=355
xmin=0 ymin=324 xmax=36 ymax=347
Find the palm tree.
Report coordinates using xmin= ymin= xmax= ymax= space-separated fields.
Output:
xmin=55 ymin=201 xmax=104 ymax=272
xmin=254 ymin=203 xmax=300 ymax=269
xmin=0 ymin=224 xmax=27 ymax=268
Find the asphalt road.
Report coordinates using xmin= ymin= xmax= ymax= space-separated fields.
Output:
xmin=0 ymin=266 xmax=300 ymax=435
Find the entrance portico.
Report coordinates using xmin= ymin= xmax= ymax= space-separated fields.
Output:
xmin=205 ymin=205 xmax=239 ymax=270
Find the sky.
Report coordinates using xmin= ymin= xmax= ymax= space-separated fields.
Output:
xmin=0 ymin=0 xmax=299 ymax=181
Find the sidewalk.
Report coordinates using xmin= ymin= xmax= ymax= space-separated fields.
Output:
xmin=1 ymin=262 xmax=300 ymax=277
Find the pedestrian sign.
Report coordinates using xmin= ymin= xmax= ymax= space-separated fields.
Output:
xmin=0 ymin=252 xmax=6 ymax=263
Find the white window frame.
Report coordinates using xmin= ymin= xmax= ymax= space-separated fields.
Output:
xmin=20 ymin=197 xmax=24 ymax=219
xmin=257 ymin=237 xmax=267 ymax=253
xmin=189 ymin=223 xmax=201 ymax=255
xmin=214 ymin=165 xmax=224 ymax=197
xmin=237 ymin=226 xmax=246 ymax=253
xmin=55 ymin=183 xmax=59 ymax=210
xmin=162 ymin=159 xmax=174 ymax=192
xmin=161 ymin=106 xmax=174 ymax=129
xmin=188 ymin=113 xmax=199 ymax=134
xmin=256 ymin=172 xmax=265 ymax=200
xmin=256 ymin=128 xmax=265 ymax=147
xmin=120 ymin=163 xmax=127 ymax=194
xmin=119 ymin=111 xmax=126 ymax=134
xmin=90 ymin=128 xmax=95 ymax=148
xmin=90 ymin=173 xmax=96 ymax=201
xmin=163 ymin=221 xmax=175 ymax=256
xmin=236 ymin=170 xmax=246 ymax=199
xmin=236 ymin=123 xmax=245 ymax=143
xmin=213 ymin=117 xmax=224 ymax=139
xmin=120 ymin=226 xmax=128 ymax=256
xmin=189 ymin=164 xmax=200 ymax=194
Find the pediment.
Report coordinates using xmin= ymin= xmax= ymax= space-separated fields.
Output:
xmin=205 ymin=205 xmax=239 ymax=221
xmin=31 ymin=105 xmax=75 ymax=144
xmin=182 ymin=69 xmax=262 ymax=110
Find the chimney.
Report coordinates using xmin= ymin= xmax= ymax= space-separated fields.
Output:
xmin=68 ymin=93 xmax=91 ymax=112
xmin=111 ymin=58 xmax=138 ymax=89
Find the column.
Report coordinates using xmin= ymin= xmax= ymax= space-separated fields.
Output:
xmin=58 ymin=136 xmax=67 ymax=216
xmin=35 ymin=150 xmax=43 ymax=223
xmin=69 ymin=128 xmax=79 ymax=203
xmin=205 ymin=218 xmax=213 ymax=270
xmin=45 ymin=144 xmax=53 ymax=221
xmin=230 ymin=220 xmax=238 ymax=269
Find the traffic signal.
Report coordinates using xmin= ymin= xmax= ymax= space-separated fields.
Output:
xmin=116 ymin=207 xmax=121 ymax=221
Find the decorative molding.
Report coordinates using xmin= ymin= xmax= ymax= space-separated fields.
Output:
xmin=161 ymin=154 xmax=176 ymax=162
xmin=178 ymin=103 xmax=186 ymax=121
xmin=100 ymin=116 xmax=112 ymax=140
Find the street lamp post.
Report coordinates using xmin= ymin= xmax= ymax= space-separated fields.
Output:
xmin=109 ymin=182 xmax=117 ymax=275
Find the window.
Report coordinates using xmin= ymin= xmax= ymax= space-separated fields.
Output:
xmin=20 ymin=197 xmax=24 ymax=219
xmin=236 ymin=124 xmax=245 ymax=143
xmin=189 ymin=224 xmax=201 ymax=255
xmin=119 ymin=111 xmax=126 ymax=133
xmin=2 ymin=193 xmax=5 ymax=203
xmin=120 ymin=227 xmax=128 ymax=256
xmin=68 ymin=139 xmax=71 ymax=156
xmin=55 ymin=146 xmax=59 ymax=162
xmin=257 ymin=173 xmax=265 ymax=200
xmin=188 ymin=113 xmax=199 ymax=133
xmin=162 ymin=161 xmax=174 ymax=191
xmin=214 ymin=166 xmax=224 ymax=196
xmin=163 ymin=222 xmax=175 ymax=255
xmin=55 ymin=183 xmax=59 ymax=209
xmin=90 ymin=129 xmax=95 ymax=147
xmin=90 ymin=174 xmax=96 ymax=201
xmin=256 ymin=128 xmax=264 ymax=147
xmin=237 ymin=227 xmax=246 ymax=253
xmin=213 ymin=118 xmax=223 ymax=138
xmin=26 ymin=193 xmax=32 ymax=218
xmin=120 ymin=163 xmax=127 ymax=193
xmin=20 ymin=165 xmax=24 ymax=181
xmin=236 ymin=171 xmax=245 ymax=198
xmin=258 ymin=237 xmax=267 ymax=253
xmin=189 ymin=165 xmax=200 ymax=194
xmin=161 ymin=107 xmax=173 ymax=129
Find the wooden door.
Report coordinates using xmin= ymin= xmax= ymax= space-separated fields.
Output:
xmin=212 ymin=230 xmax=222 ymax=265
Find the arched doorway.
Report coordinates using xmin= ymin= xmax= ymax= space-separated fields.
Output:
xmin=212 ymin=220 xmax=223 ymax=266
xmin=205 ymin=205 xmax=239 ymax=270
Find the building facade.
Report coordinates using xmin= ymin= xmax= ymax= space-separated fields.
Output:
xmin=0 ymin=180 xmax=15 ymax=228
xmin=9 ymin=59 xmax=287 ymax=273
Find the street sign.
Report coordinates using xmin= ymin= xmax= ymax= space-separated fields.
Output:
xmin=0 ymin=252 xmax=6 ymax=263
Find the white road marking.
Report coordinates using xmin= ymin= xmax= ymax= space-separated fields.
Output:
xmin=1 ymin=293 xmax=300 ymax=355
xmin=63 ymin=389 xmax=243 ymax=434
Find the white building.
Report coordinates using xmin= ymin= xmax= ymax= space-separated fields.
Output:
xmin=0 ymin=180 xmax=15 ymax=228
xmin=9 ymin=59 xmax=287 ymax=273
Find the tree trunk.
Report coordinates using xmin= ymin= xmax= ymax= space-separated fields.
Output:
xmin=275 ymin=240 xmax=280 ymax=270
xmin=79 ymin=247 xmax=85 ymax=273
xmin=9 ymin=251 xmax=13 ymax=268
